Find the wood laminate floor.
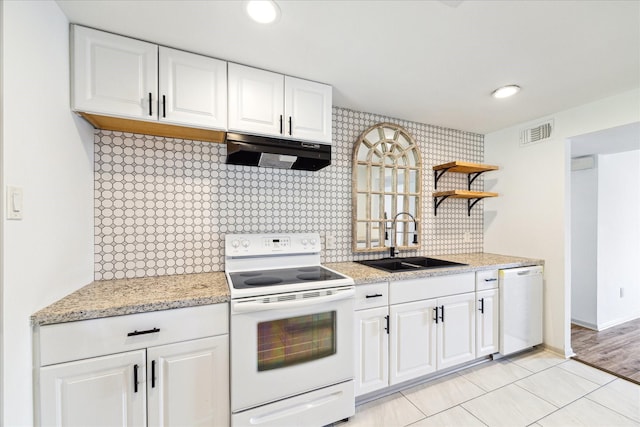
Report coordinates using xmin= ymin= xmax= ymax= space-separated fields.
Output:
xmin=572 ymin=318 xmax=640 ymax=385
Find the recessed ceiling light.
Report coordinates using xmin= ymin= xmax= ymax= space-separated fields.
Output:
xmin=245 ymin=0 xmax=280 ymax=24
xmin=492 ymin=85 xmax=521 ymax=99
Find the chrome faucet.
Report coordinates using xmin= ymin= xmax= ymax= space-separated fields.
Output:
xmin=388 ymin=212 xmax=419 ymax=258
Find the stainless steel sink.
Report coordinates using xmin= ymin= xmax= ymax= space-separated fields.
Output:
xmin=357 ymin=256 xmax=467 ymax=273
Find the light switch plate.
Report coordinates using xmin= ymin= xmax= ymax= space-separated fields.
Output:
xmin=6 ymin=186 xmax=23 ymax=220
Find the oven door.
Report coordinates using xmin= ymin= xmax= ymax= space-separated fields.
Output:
xmin=230 ymin=286 xmax=355 ymax=412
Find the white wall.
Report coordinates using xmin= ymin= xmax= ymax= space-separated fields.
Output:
xmin=484 ymin=88 xmax=640 ymax=356
xmin=597 ymin=150 xmax=640 ymax=328
xmin=570 ymin=164 xmax=598 ymax=328
xmin=1 ymin=1 xmax=94 ymax=425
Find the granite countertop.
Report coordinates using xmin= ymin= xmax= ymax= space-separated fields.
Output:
xmin=32 ymin=253 xmax=542 ymax=326
xmin=325 ymin=252 xmax=544 ymax=285
xmin=31 ymin=272 xmax=229 ymax=326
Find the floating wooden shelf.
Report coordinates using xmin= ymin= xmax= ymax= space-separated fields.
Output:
xmin=432 ymin=190 xmax=498 ymax=216
xmin=433 ymin=190 xmax=498 ymax=199
xmin=433 ymin=161 xmax=499 ymax=190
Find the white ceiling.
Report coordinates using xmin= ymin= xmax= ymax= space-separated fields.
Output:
xmin=56 ymin=0 xmax=640 ymax=134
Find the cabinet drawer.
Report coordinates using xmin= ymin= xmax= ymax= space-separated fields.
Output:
xmin=355 ymin=282 xmax=388 ymax=310
xmin=390 ymin=273 xmax=474 ymax=305
xmin=37 ymin=304 xmax=228 ymax=366
xmin=476 ymin=270 xmax=499 ymax=291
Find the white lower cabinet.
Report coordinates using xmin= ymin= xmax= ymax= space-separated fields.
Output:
xmin=40 ymin=350 xmax=147 ymax=426
xmin=436 ymin=293 xmax=476 ymax=370
xmin=354 ymin=306 xmax=389 ymax=395
xmin=476 ymin=288 xmax=499 ymax=357
xmin=355 ymin=272 xmax=495 ymax=396
xmin=147 ymin=336 xmax=229 ymax=427
xmin=35 ymin=304 xmax=229 ymax=427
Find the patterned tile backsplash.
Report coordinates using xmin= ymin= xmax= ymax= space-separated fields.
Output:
xmin=94 ymin=107 xmax=484 ymax=280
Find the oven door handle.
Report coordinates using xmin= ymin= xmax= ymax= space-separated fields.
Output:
xmin=232 ymin=287 xmax=355 ymax=313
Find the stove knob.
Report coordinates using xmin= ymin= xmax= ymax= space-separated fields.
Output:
xmin=232 ymin=240 xmax=240 ymax=248
xmin=310 ymin=238 xmax=317 ymax=246
xmin=301 ymin=238 xmax=308 ymax=246
xmin=241 ymin=239 xmax=250 ymax=248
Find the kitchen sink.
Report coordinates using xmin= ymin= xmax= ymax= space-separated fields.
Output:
xmin=357 ymin=256 xmax=467 ymax=273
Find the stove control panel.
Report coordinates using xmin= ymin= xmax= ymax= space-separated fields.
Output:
xmin=226 ymin=233 xmax=321 ymax=257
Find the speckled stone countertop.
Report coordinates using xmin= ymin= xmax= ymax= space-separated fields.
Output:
xmin=326 ymin=252 xmax=544 ymax=285
xmin=31 ymin=272 xmax=229 ymax=326
xmin=32 ymin=253 xmax=542 ymax=326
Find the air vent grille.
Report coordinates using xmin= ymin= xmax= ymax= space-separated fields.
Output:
xmin=520 ymin=119 xmax=554 ymax=146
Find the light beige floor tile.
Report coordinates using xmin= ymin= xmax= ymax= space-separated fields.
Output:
xmin=461 ymin=383 xmax=556 ymax=427
xmin=348 ymin=392 xmax=425 ymax=427
xmin=402 ymin=374 xmax=486 ymax=417
xmin=557 ymin=360 xmax=617 ymax=385
xmin=459 ymin=359 xmax=532 ymax=391
xmin=409 ymin=406 xmax=486 ymax=427
xmin=537 ymin=397 xmax=639 ymax=426
xmin=586 ymin=378 xmax=640 ymax=422
xmin=515 ymin=366 xmax=600 ymax=407
xmin=508 ymin=349 xmax=566 ymax=373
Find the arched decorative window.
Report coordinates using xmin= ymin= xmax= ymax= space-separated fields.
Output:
xmin=352 ymin=123 xmax=422 ymax=253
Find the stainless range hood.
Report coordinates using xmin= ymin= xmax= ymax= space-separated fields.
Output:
xmin=225 ymin=133 xmax=331 ymax=171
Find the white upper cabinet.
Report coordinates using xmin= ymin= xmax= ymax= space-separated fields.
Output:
xmin=285 ymin=76 xmax=332 ymax=143
xmin=159 ymin=47 xmax=227 ymax=129
xmin=72 ymin=25 xmax=227 ymax=131
xmin=228 ymin=63 xmax=284 ymax=136
xmin=228 ymin=63 xmax=332 ymax=144
xmin=71 ymin=25 xmax=157 ymax=119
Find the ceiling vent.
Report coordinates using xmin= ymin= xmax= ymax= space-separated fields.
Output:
xmin=520 ymin=119 xmax=554 ymax=147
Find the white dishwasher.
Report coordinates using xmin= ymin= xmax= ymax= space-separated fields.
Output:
xmin=499 ymin=266 xmax=543 ymax=355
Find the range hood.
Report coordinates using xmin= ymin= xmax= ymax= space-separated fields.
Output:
xmin=225 ymin=133 xmax=331 ymax=171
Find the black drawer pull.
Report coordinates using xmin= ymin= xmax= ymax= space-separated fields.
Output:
xmin=434 ymin=307 xmax=439 ymax=324
xmin=127 ymin=327 xmax=160 ymax=337
xmin=288 ymin=116 xmax=292 ymax=135
xmin=484 ymin=278 xmax=497 ymax=282
xmin=440 ymin=305 xmax=445 ymax=322
xmin=279 ymin=115 xmax=283 ymax=134
xmin=148 ymin=92 xmax=152 ymax=116
xmin=384 ymin=315 xmax=390 ymax=334
xmin=479 ymin=298 xmax=485 ymax=314
xmin=133 ymin=364 xmax=139 ymax=393
xmin=151 ymin=360 xmax=156 ymax=388
xmin=365 ymin=293 xmax=383 ymax=299
xmin=162 ymin=95 xmax=166 ymax=118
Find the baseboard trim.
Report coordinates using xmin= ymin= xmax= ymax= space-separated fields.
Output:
xmin=571 ymin=319 xmax=597 ymax=330
xmin=597 ymin=312 xmax=640 ymax=331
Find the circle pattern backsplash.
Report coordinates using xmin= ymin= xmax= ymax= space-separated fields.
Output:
xmin=94 ymin=107 xmax=484 ymax=280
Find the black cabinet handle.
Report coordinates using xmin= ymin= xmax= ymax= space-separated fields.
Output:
xmin=440 ymin=305 xmax=445 ymax=323
xmin=479 ymin=298 xmax=485 ymax=314
xmin=162 ymin=95 xmax=166 ymax=118
xmin=366 ymin=293 xmax=383 ymax=299
xmin=133 ymin=364 xmax=139 ymax=393
xmin=288 ymin=116 xmax=292 ymax=135
xmin=279 ymin=115 xmax=283 ymax=134
xmin=148 ymin=92 xmax=152 ymax=116
xmin=127 ymin=327 xmax=160 ymax=337
xmin=433 ymin=307 xmax=439 ymax=324
xmin=384 ymin=315 xmax=390 ymax=334
xmin=151 ymin=360 xmax=156 ymax=388
xmin=484 ymin=278 xmax=497 ymax=282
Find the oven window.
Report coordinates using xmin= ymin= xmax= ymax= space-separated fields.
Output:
xmin=257 ymin=311 xmax=336 ymax=371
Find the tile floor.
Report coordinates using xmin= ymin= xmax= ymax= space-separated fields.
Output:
xmin=342 ymin=350 xmax=640 ymax=427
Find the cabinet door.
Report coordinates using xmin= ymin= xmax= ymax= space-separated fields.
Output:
xmin=284 ymin=76 xmax=332 ymax=144
xmin=71 ymin=25 xmax=157 ymax=119
xmin=389 ymin=299 xmax=437 ymax=385
xmin=354 ymin=306 xmax=389 ymax=396
xmin=159 ymin=47 xmax=227 ymax=129
xmin=477 ymin=289 xmax=499 ymax=357
xmin=228 ymin=63 xmax=284 ymax=137
xmin=437 ymin=293 xmax=476 ymax=370
xmin=147 ymin=335 xmax=229 ymax=427
xmin=39 ymin=350 xmax=146 ymax=427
